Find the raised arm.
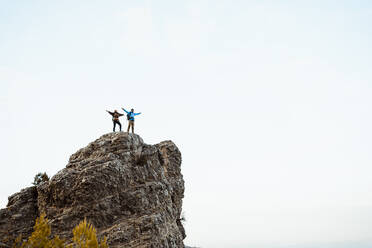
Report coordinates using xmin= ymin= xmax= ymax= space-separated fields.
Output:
xmin=122 ymin=108 xmax=129 ymax=114
xmin=106 ymin=110 xmax=114 ymax=116
xmin=134 ymin=112 xmax=141 ymax=116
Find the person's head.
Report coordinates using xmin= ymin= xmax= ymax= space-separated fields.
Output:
xmin=131 ymin=108 xmax=134 ymax=112
xmin=114 ymin=110 xmax=118 ymax=113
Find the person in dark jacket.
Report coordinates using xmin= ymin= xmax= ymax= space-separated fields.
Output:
xmin=122 ymin=108 xmax=141 ymax=134
xmin=106 ymin=110 xmax=124 ymax=132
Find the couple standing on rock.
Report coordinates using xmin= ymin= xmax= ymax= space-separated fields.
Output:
xmin=106 ymin=108 xmax=141 ymax=133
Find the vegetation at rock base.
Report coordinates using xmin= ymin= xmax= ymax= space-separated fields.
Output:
xmin=32 ymin=172 xmax=49 ymax=186
xmin=13 ymin=214 xmax=107 ymax=248
xmin=70 ymin=219 xmax=108 ymax=248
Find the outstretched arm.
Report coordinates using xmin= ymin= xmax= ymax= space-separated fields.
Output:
xmin=122 ymin=108 xmax=129 ymax=114
xmin=106 ymin=110 xmax=114 ymax=116
xmin=118 ymin=113 xmax=124 ymax=117
xmin=134 ymin=112 xmax=141 ymax=116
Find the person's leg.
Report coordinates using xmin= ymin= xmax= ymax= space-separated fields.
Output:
xmin=118 ymin=121 xmax=122 ymax=132
xmin=127 ymin=122 xmax=130 ymax=132
xmin=113 ymin=121 xmax=116 ymax=132
xmin=131 ymin=121 xmax=135 ymax=133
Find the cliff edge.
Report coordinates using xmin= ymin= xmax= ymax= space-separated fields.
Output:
xmin=0 ymin=132 xmax=185 ymax=248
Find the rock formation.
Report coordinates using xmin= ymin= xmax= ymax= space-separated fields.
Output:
xmin=0 ymin=133 xmax=185 ymax=248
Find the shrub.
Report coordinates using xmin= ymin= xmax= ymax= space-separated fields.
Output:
xmin=13 ymin=213 xmax=65 ymax=248
xmin=12 ymin=215 xmax=107 ymax=248
xmin=70 ymin=219 xmax=108 ymax=248
xmin=32 ymin=172 xmax=49 ymax=186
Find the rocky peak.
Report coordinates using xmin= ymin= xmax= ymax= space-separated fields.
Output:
xmin=0 ymin=132 xmax=185 ymax=248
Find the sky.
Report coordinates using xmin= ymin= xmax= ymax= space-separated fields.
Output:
xmin=1 ymin=0 xmax=372 ymax=247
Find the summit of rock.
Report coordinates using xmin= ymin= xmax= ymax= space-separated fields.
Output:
xmin=0 ymin=132 xmax=185 ymax=248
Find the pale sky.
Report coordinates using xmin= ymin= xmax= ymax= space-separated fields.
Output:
xmin=1 ymin=1 xmax=372 ymax=247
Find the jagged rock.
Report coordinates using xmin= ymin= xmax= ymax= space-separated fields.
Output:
xmin=0 ymin=187 xmax=38 ymax=244
xmin=0 ymin=133 xmax=185 ymax=248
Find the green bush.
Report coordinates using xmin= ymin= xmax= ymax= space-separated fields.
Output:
xmin=32 ymin=172 xmax=49 ymax=186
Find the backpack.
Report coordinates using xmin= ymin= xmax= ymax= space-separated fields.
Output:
xmin=127 ymin=112 xmax=132 ymax=120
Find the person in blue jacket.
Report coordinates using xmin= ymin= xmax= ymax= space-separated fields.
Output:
xmin=122 ymin=108 xmax=141 ymax=134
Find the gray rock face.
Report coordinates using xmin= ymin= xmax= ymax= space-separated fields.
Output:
xmin=0 ymin=187 xmax=38 ymax=244
xmin=0 ymin=133 xmax=185 ymax=248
